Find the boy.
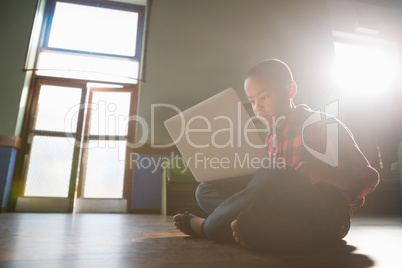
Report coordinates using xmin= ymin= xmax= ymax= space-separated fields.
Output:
xmin=173 ymin=59 xmax=379 ymax=251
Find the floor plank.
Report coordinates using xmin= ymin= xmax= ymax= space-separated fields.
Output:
xmin=0 ymin=213 xmax=401 ymax=267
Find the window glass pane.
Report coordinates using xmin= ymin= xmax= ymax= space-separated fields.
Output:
xmin=333 ymin=42 xmax=399 ymax=93
xmin=89 ymin=92 xmax=131 ymax=136
xmin=83 ymin=141 xmax=126 ymax=198
xmin=36 ymin=51 xmax=139 ymax=84
xmin=35 ymin=85 xmax=82 ymax=132
xmin=24 ymin=136 xmax=75 ymax=197
xmin=49 ymin=2 xmax=138 ymax=57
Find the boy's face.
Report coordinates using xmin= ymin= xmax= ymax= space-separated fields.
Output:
xmin=244 ymin=75 xmax=289 ymax=126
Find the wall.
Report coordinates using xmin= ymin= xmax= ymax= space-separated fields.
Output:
xmin=0 ymin=0 xmax=37 ymax=210
xmin=0 ymin=0 xmax=37 ymax=137
xmin=138 ymin=0 xmax=336 ymax=145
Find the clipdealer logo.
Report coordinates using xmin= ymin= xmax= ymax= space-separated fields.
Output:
xmin=63 ymin=100 xmax=340 ymax=168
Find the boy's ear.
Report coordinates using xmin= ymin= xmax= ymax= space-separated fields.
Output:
xmin=289 ymin=81 xmax=297 ymax=99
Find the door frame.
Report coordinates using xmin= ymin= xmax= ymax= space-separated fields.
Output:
xmin=12 ymin=75 xmax=139 ymax=212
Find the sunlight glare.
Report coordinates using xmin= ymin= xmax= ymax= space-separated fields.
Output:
xmin=332 ymin=42 xmax=399 ymax=96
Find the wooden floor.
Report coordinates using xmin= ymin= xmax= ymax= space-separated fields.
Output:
xmin=0 ymin=213 xmax=401 ymax=268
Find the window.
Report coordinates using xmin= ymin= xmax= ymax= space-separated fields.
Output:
xmin=331 ymin=34 xmax=402 ymax=174
xmin=47 ymin=2 xmax=139 ymax=57
xmin=36 ymin=0 xmax=145 ymax=83
xmin=17 ymin=0 xmax=145 ymax=212
xmin=332 ymin=38 xmax=400 ymax=96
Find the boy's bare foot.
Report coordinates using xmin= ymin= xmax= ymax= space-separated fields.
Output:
xmin=173 ymin=213 xmax=206 ymax=237
xmin=231 ymin=219 xmax=248 ymax=247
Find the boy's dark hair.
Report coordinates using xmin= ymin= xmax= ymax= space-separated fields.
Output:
xmin=246 ymin=59 xmax=293 ymax=86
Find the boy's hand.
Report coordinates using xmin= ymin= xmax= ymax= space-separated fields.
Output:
xmin=294 ymin=161 xmax=377 ymax=193
xmin=293 ymin=162 xmax=321 ymax=185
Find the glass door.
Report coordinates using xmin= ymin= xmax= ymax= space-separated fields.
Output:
xmin=17 ymin=79 xmax=86 ymax=212
xmin=17 ymin=78 xmax=137 ymax=213
xmin=74 ymin=88 xmax=134 ymax=212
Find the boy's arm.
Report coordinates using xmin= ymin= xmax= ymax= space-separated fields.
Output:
xmin=295 ymin=161 xmax=379 ymax=195
xmin=294 ymin=117 xmax=380 ymax=201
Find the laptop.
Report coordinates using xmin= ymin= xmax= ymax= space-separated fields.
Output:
xmin=164 ymin=88 xmax=269 ymax=182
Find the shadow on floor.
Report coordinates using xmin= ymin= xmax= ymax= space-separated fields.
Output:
xmin=133 ymin=236 xmax=374 ymax=268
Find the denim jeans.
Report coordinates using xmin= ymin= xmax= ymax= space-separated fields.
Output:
xmin=195 ymin=168 xmax=351 ymax=243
